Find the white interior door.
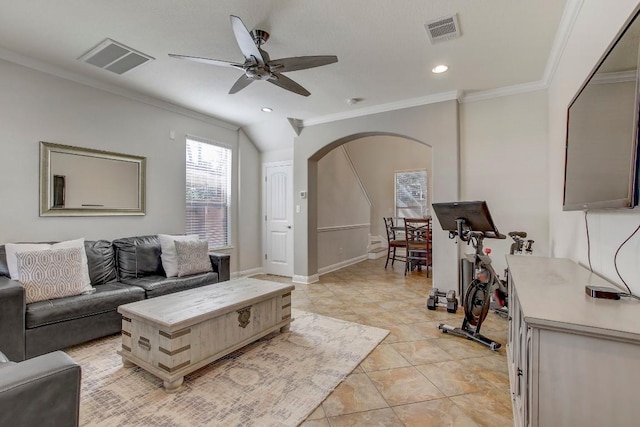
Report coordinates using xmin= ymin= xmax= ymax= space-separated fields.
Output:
xmin=263 ymin=162 xmax=293 ymax=276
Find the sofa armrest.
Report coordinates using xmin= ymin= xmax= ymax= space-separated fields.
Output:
xmin=0 ymin=276 xmax=26 ymax=361
xmin=209 ymin=253 xmax=230 ymax=282
xmin=0 ymin=350 xmax=81 ymax=427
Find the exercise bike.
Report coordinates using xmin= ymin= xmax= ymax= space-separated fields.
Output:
xmin=491 ymin=231 xmax=534 ymax=318
xmin=431 ymin=201 xmax=507 ymax=351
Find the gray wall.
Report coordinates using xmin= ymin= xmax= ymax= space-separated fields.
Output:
xmin=317 ymin=147 xmax=370 ymax=271
xmin=460 ymin=90 xmax=549 ymax=274
xmin=0 ymin=58 xmax=263 ymax=276
xmin=345 ymin=135 xmax=433 ymax=239
xmin=238 ymin=129 xmax=263 ymax=275
xmin=293 ymin=101 xmax=460 ymax=291
xmin=548 ymin=0 xmax=640 ymax=293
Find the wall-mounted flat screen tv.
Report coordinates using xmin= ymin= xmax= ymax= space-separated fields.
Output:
xmin=563 ymin=8 xmax=640 ymax=211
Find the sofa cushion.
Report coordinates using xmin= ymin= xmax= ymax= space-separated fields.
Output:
xmin=16 ymin=247 xmax=87 ymax=304
xmin=85 ymin=240 xmax=117 ymax=286
xmin=175 ymin=240 xmax=213 ymax=277
xmin=25 ymin=282 xmax=145 ymax=329
xmin=112 ymin=235 xmax=164 ymax=280
xmin=0 ymin=361 xmax=16 ymax=371
xmin=119 ymin=272 xmax=219 ymax=299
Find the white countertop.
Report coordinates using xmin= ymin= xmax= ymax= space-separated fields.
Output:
xmin=506 ymin=256 xmax=640 ymax=342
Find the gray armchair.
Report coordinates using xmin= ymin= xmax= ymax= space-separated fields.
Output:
xmin=0 ymin=349 xmax=81 ymax=427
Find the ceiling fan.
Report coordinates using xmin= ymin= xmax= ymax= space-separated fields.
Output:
xmin=169 ymin=15 xmax=338 ymax=97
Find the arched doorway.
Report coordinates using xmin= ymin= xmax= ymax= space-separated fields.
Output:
xmin=292 ymin=100 xmax=461 ymax=292
xmin=315 ymin=134 xmax=433 ymax=273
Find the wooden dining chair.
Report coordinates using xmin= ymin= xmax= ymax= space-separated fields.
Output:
xmin=404 ymin=218 xmax=432 ymax=276
xmin=383 ymin=217 xmax=406 ymax=269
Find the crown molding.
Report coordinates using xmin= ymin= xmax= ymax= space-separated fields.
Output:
xmin=302 ymin=90 xmax=462 ymax=127
xmin=461 ymin=0 xmax=584 ymax=104
xmin=460 ymin=80 xmax=548 ymax=103
xmin=303 ymin=0 xmax=585 ymax=121
xmin=2 ymin=0 xmax=584 ymax=131
xmin=0 ymin=46 xmax=240 ymax=131
xmin=542 ymin=0 xmax=585 ymax=86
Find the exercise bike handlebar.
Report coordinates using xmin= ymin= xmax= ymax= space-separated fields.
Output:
xmin=450 ymin=219 xmax=506 ymax=242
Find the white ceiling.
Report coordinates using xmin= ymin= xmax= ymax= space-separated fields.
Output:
xmin=0 ymin=0 xmax=569 ymax=152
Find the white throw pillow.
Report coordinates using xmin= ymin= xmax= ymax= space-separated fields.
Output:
xmin=158 ymin=234 xmax=200 ymax=277
xmin=175 ymin=240 xmax=213 ymax=277
xmin=5 ymin=238 xmax=92 ymax=293
xmin=16 ymin=247 xmax=87 ymax=303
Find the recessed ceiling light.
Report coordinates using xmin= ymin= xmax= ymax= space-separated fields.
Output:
xmin=261 ymin=107 xmax=273 ymax=113
xmin=432 ymin=65 xmax=448 ymax=74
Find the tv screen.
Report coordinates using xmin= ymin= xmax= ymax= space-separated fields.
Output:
xmin=563 ymin=8 xmax=640 ymax=211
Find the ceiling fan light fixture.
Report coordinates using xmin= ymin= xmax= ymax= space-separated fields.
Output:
xmin=261 ymin=107 xmax=273 ymax=113
xmin=168 ymin=15 xmax=337 ymax=97
xmin=432 ymin=65 xmax=449 ymax=74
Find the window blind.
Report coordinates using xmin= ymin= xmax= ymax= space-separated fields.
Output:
xmin=395 ymin=170 xmax=428 ymax=218
xmin=185 ymin=136 xmax=232 ymax=249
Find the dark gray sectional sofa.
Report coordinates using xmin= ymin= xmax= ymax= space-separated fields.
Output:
xmin=0 ymin=235 xmax=230 ymax=361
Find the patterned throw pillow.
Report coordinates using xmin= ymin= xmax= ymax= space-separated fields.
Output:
xmin=5 ymin=238 xmax=93 ymax=294
xmin=16 ymin=247 xmax=87 ymax=304
xmin=175 ymin=240 xmax=213 ymax=277
xmin=158 ymin=234 xmax=200 ymax=277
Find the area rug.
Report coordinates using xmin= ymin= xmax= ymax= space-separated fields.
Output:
xmin=65 ymin=309 xmax=388 ymax=427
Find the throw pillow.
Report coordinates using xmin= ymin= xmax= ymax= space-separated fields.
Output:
xmin=158 ymin=234 xmax=199 ymax=277
xmin=5 ymin=238 xmax=92 ymax=294
xmin=16 ymin=247 xmax=87 ymax=304
xmin=175 ymin=240 xmax=213 ymax=277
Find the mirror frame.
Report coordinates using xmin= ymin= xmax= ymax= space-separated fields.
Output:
xmin=39 ymin=141 xmax=146 ymax=216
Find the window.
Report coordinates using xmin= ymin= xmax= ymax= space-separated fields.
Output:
xmin=185 ymin=136 xmax=232 ymax=249
xmin=395 ymin=170 xmax=428 ymax=218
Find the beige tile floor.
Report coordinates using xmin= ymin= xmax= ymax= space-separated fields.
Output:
xmin=253 ymin=258 xmax=513 ymax=427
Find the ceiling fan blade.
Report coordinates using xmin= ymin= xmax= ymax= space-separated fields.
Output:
xmin=268 ymin=73 xmax=310 ymax=97
xmin=168 ymin=54 xmax=244 ymax=70
xmin=229 ymin=74 xmax=253 ymax=94
xmin=230 ymin=15 xmax=265 ymax=65
xmin=269 ymin=55 xmax=338 ymax=73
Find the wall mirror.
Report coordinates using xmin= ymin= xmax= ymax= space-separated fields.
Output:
xmin=40 ymin=141 xmax=146 ymax=216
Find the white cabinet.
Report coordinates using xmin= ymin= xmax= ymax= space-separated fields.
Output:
xmin=506 ymin=256 xmax=640 ymax=427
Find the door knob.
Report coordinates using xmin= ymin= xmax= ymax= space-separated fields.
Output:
xmin=287 ymin=225 xmax=292 ymax=229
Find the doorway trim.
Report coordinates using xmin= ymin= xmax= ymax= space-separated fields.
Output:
xmin=262 ymin=160 xmax=294 ymax=277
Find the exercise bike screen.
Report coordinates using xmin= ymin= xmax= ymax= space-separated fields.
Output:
xmin=432 ymin=201 xmax=501 ymax=234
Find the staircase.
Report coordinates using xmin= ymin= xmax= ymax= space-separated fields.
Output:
xmin=368 ymin=235 xmax=387 ymax=259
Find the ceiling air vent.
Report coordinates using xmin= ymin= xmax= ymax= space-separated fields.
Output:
xmin=79 ymin=38 xmax=154 ymax=74
xmin=424 ymin=14 xmax=461 ymax=44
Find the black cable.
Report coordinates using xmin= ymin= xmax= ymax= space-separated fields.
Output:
xmin=620 ymin=293 xmax=640 ymax=301
xmin=584 ymin=210 xmax=592 ymax=272
xmin=613 ymin=222 xmax=640 ymax=295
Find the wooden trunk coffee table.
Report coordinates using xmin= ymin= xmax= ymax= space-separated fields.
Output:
xmin=117 ymin=277 xmax=294 ymax=392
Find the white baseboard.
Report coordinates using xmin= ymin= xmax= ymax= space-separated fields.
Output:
xmin=368 ymin=248 xmax=387 ymax=260
xmin=292 ymin=274 xmax=320 ymax=284
xmin=318 ymin=254 xmax=368 ymax=276
xmin=232 ymin=267 xmax=264 ymax=279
